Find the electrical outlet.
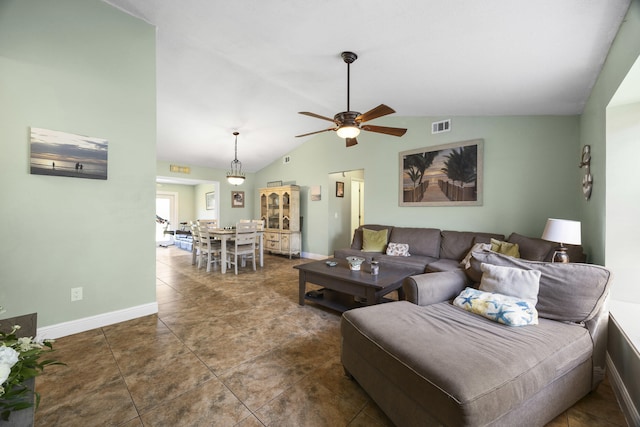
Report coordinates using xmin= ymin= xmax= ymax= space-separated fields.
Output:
xmin=71 ymin=287 xmax=83 ymax=302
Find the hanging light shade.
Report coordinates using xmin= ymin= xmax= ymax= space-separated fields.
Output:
xmin=226 ymin=131 xmax=245 ymax=186
xmin=336 ymin=125 xmax=360 ymax=139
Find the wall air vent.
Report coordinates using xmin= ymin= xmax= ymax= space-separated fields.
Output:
xmin=431 ymin=119 xmax=451 ymax=134
xmin=283 ymin=155 xmax=291 ymax=164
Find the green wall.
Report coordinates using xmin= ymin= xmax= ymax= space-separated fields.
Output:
xmin=606 ymin=101 xmax=640 ymax=303
xmin=255 ymin=115 xmax=581 ymax=257
xmin=0 ymin=0 xmax=156 ymax=325
xmin=579 ymin=0 xmax=640 ymax=267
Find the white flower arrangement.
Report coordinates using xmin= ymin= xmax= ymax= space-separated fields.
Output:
xmin=0 ymin=306 xmax=63 ymax=421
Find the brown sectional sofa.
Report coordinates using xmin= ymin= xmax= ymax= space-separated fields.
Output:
xmin=334 ymin=224 xmax=585 ymax=272
xmin=341 ymin=251 xmax=611 ymax=426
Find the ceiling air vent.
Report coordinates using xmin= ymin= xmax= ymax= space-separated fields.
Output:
xmin=283 ymin=155 xmax=291 ymax=164
xmin=431 ymin=119 xmax=451 ymax=134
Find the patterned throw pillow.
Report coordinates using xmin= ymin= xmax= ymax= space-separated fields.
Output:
xmin=453 ymin=287 xmax=538 ymax=326
xmin=386 ymin=242 xmax=411 ymax=257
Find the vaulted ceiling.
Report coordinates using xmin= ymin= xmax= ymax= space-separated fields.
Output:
xmin=103 ymin=0 xmax=631 ymax=173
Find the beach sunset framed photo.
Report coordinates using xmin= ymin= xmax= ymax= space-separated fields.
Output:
xmin=399 ymin=139 xmax=483 ymax=207
xmin=30 ymin=127 xmax=108 ymax=180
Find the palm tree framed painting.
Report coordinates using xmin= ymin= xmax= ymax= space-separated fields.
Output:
xmin=399 ymin=139 xmax=483 ymax=206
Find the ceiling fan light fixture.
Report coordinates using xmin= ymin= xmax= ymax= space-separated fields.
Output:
xmin=226 ymin=131 xmax=245 ymax=186
xmin=336 ymin=125 xmax=360 ymax=139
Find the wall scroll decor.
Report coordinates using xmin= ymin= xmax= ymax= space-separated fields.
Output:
xmin=579 ymin=145 xmax=592 ymax=200
xmin=399 ymin=139 xmax=483 ymax=206
xmin=30 ymin=127 xmax=108 ymax=180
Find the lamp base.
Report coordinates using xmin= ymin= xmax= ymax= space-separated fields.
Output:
xmin=552 ymin=246 xmax=570 ymax=263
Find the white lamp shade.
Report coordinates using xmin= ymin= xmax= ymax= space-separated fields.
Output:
xmin=336 ymin=125 xmax=360 ymax=139
xmin=541 ymin=218 xmax=581 ymax=245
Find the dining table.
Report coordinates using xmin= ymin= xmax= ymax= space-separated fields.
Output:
xmin=207 ymin=228 xmax=264 ymax=274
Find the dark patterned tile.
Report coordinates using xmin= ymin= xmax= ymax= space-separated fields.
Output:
xmin=124 ymin=351 xmax=213 ymax=411
xmin=139 ymin=378 xmax=250 ymax=426
xmin=36 ymin=378 xmax=137 ymax=427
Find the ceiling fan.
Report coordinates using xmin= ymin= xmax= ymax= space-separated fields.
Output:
xmin=296 ymin=51 xmax=407 ymax=147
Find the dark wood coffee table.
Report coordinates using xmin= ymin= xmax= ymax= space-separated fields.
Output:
xmin=294 ymin=258 xmax=420 ymax=312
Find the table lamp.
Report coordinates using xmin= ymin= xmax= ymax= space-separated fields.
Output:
xmin=541 ymin=218 xmax=582 ymax=263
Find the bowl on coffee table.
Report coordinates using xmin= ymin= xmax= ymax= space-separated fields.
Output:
xmin=346 ymin=256 xmax=366 ymax=271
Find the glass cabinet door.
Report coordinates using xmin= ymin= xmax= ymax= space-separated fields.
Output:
xmin=260 ymin=193 xmax=267 ymax=226
xmin=282 ymin=192 xmax=291 ymax=230
xmin=268 ymin=192 xmax=280 ymax=229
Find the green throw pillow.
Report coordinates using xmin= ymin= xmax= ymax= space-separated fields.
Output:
xmin=490 ymin=238 xmax=520 ymax=258
xmin=362 ymin=228 xmax=388 ymax=252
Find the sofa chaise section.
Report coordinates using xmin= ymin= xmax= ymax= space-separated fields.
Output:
xmin=341 ymin=252 xmax=611 ymax=427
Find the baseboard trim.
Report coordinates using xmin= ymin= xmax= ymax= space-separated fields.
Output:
xmin=36 ymin=302 xmax=158 ymax=340
xmin=301 ymin=251 xmax=328 ymax=260
xmin=606 ymin=352 xmax=640 ymax=427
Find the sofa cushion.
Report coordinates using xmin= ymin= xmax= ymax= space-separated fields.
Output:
xmin=479 ymin=263 xmax=540 ymax=306
xmin=362 ymin=228 xmax=389 ymax=252
xmin=467 ymin=251 xmax=611 ymax=323
xmin=350 ymin=225 xmax=393 ymax=250
xmin=388 ymin=227 xmax=441 ymax=258
xmin=453 ymin=287 xmax=538 ymax=326
xmin=341 ymin=301 xmax=592 ymax=426
xmin=507 ymin=233 xmax=555 ymax=261
xmin=425 ymin=258 xmax=463 ymax=272
xmin=377 ymin=254 xmax=435 ymax=273
xmin=440 ymin=230 xmax=505 ymax=260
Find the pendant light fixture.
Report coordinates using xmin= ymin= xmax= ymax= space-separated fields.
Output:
xmin=226 ymin=131 xmax=245 ymax=186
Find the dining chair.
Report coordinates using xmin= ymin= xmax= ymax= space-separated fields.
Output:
xmin=226 ymin=222 xmax=258 ymax=275
xmin=197 ymin=219 xmax=218 ymax=229
xmin=239 ymin=219 xmax=264 ymax=234
xmin=189 ymin=221 xmax=200 ymax=266
xmin=197 ymin=225 xmax=222 ymax=272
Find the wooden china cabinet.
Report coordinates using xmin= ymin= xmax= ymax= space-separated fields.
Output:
xmin=259 ymin=185 xmax=301 ymax=258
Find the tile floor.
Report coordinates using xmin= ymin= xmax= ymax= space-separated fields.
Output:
xmin=33 ymin=246 xmax=627 ymax=426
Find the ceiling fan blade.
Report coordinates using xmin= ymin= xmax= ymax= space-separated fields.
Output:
xmin=295 ymin=128 xmax=336 ymax=138
xmin=361 ymin=124 xmax=407 ymax=137
xmin=356 ymin=104 xmax=395 ymax=123
xmin=298 ymin=111 xmax=336 ymax=123
xmin=346 ymin=137 xmax=358 ymax=147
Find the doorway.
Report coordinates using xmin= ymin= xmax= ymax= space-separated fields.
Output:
xmin=351 ymin=178 xmax=364 ymax=232
xmin=156 ymin=191 xmax=178 ymax=245
xmin=328 ymin=169 xmax=364 ymax=254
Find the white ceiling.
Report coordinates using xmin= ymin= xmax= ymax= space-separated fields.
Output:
xmin=103 ymin=0 xmax=631 ymax=173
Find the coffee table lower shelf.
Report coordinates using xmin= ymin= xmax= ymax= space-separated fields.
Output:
xmin=304 ymin=288 xmax=394 ymax=313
